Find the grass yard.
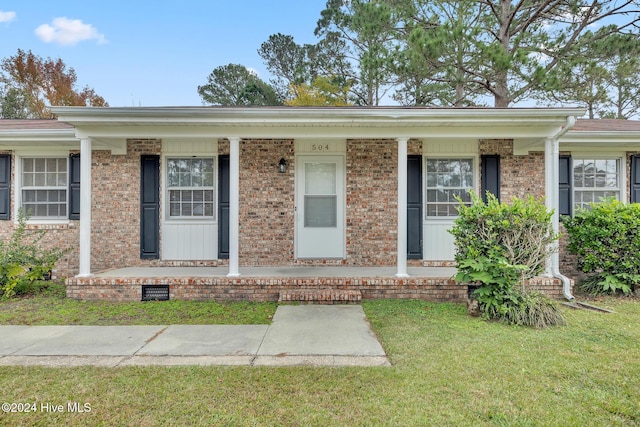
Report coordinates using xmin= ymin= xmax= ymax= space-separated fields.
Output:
xmin=0 ymin=283 xmax=276 ymax=325
xmin=0 ymin=291 xmax=638 ymax=426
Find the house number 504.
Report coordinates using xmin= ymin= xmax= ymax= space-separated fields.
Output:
xmin=311 ymin=144 xmax=330 ymax=151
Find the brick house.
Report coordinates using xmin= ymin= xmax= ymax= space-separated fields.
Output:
xmin=1 ymin=106 xmax=638 ymax=301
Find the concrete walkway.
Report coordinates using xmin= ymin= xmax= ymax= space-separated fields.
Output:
xmin=0 ymin=305 xmax=390 ymax=367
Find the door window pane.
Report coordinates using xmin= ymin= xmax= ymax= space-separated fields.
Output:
xmin=305 ymin=163 xmax=336 ymax=195
xmin=304 ymin=195 xmax=337 ymax=227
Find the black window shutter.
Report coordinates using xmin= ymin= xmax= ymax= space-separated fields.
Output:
xmin=631 ymin=155 xmax=640 ymax=204
xmin=140 ymin=155 xmax=160 ymax=259
xmin=68 ymin=154 xmax=81 ymax=220
xmin=218 ymin=155 xmax=230 ymax=259
xmin=559 ymin=155 xmax=572 ymax=216
xmin=407 ymin=155 xmax=423 ymax=259
xmin=0 ymin=154 xmax=10 ymax=220
xmin=481 ymin=155 xmax=500 ymax=202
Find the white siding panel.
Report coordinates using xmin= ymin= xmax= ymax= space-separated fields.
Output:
xmin=423 ymin=220 xmax=456 ymax=261
xmin=425 ymin=141 xmax=476 ymax=155
xmin=164 ymin=140 xmax=218 ymax=155
xmin=162 ymin=222 xmax=217 ymax=260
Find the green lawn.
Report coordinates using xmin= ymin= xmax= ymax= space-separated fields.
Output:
xmin=0 ymin=283 xmax=276 ymax=325
xmin=0 ymin=292 xmax=638 ymax=426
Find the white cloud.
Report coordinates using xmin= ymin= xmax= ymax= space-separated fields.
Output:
xmin=35 ymin=17 xmax=107 ymax=46
xmin=0 ymin=10 xmax=16 ymax=23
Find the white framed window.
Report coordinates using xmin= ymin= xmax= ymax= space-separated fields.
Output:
xmin=166 ymin=157 xmax=215 ymax=219
xmin=573 ymin=158 xmax=621 ymax=210
xmin=20 ymin=157 xmax=68 ymax=219
xmin=425 ymin=157 xmax=474 ymax=217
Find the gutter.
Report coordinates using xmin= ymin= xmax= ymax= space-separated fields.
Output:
xmin=546 ymin=116 xmax=577 ymax=301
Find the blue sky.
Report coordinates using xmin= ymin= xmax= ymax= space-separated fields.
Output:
xmin=0 ymin=1 xmax=328 ymax=106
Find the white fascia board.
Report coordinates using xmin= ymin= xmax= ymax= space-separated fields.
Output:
xmin=0 ymin=128 xmax=78 ymax=144
xmin=560 ymin=132 xmax=640 ymax=148
xmin=51 ymin=106 xmax=586 ymax=128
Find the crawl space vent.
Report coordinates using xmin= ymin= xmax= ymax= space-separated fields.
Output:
xmin=141 ymin=285 xmax=170 ymax=301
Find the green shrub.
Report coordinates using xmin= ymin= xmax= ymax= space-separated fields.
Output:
xmin=450 ymin=192 xmax=565 ymax=327
xmin=563 ymin=199 xmax=640 ymax=295
xmin=0 ymin=211 xmax=67 ymax=300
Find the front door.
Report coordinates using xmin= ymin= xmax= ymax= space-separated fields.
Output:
xmin=296 ymin=155 xmax=345 ymax=258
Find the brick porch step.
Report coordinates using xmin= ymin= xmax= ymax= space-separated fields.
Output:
xmin=278 ymin=289 xmax=362 ymax=304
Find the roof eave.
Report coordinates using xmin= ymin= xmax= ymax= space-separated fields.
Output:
xmin=50 ymin=106 xmax=587 ymax=127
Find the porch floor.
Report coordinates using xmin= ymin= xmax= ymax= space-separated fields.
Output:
xmin=92 ymin=266 xmax=459 ymax=279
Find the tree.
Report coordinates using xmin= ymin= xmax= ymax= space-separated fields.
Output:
xmin=197 ymin=64 xmax=282 ymax=106
xmin=0 ymin=88 xmax=31 ymax=119
xmin=285 ymin=76 xmax=352 ymax=106
xmin=0 ymin=49 xmax=108 ymax=119
xmin=536 ymin=30 xmax=640 ymax=119
xmin=391 ymin=0 xmax=640 ymax=108
xmin=258 ymin=33 xmax=313 ymax=99
xmin=392 ymin=0 xmax=487 ymax=106
xmin=598 ymin=33 xmax=640 ymax=119
xmin=315 ymin=0 xmax=399 ymax=106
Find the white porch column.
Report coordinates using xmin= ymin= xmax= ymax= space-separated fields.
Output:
xmin=396 ymin=137 xmax=409 ymax=278
xmin=544 ymin=137 xmax=560 ymax=276
xmin=77 ymin=138 xmax=93 ymax=277
xmin=227 ymin=137 xmax=240 ymax=277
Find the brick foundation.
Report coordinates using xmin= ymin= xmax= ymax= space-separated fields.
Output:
xmin=65 ymin=274 xmax=567 ymax=302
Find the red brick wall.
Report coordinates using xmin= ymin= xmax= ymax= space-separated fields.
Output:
xmin=346 ymin=139 xmax=398 ymax=266
xmin=479 ymin=139 xmax=545 ymax=202
xmin=238 ymin=139 xmax=295 ymax=266
xmin=90 ymin=140 xmax=162 ymax=272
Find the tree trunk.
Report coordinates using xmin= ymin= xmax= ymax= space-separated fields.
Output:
xmin=493 ymin=0 xmax=512 ymax=108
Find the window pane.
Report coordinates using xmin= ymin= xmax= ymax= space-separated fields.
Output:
xmin=166 ymin=158 xmax=215 ymax=218
xmin=574 ymin=158 xmax=620 ymax=211
xmin=202 ymin=172 xmax=214 ymax=187
xmin=20 ymin=158 xmax=68 ymax=218
xmin=36 ymin=190 xmax=47 ymax=202
xmin=36 ymin=204 xmax=47 ymax=217
xmin=426 ymin=158 xmax=474 ymax=217
xmin=34 ymin=173 xmax=45 ymax=186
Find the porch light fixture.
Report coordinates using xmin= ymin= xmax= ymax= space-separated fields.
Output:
xmin=278 ymin=158 xmax=287 ymax=173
